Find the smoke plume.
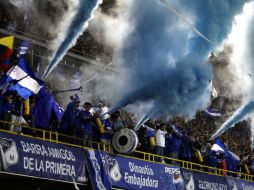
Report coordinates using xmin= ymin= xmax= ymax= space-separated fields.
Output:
xmin=42 ymin=0 xmax=102 ymax=79
xmin=211 ymin=1 xmax=254 ymax=139
xmin=7 ymin=0 xmax=80 ymax=40
xmin=211 ymin=100 xmax=254 ymax=140
xmin=110 ymin=0 xmax=245 ymax=121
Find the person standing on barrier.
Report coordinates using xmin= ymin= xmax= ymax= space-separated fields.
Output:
xmin=1 ymin=92 xmax=14 ymax=130
xmin=96 ymin=102 xmax=109 ymax=121
xmin=113 ymin=111 xmax=125 ymax=132
xmin=204 ymin=150 xmax=219 ymax=174
xmin=59 ymin=98 xmax=80 ymax=142
xmin=12 ymin=94 xmax=25 ymax=133
xmin=179 ymin=131 xmax=192 ymax=162
xmin=79 ymin=102 xmax=95 ymax=147
xmin=154 ymin=123 xmax=167 ymax=163
xmin=166 ymin=128 xmax=182 ymax=165
xmin=137 ymin=126 xmax=149 ymax=152
xmin=100 ymin=113 xmax=115 ymax=151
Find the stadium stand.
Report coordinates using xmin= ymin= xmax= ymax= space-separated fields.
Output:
xmin=0 ymin=1 xmax=254 ymax=189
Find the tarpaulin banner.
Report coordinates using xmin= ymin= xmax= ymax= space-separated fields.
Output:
xmin=0 ymin=131 xmax=86 ymax=184
xmin=226 ymin=176 xmax=254 ymax=190
xmin=84 ymin=150 xmax=112 ymax=190
xmin=182 ymin=168 xmax=229 ymax=190
xmin=84 ymin=149 xmax=184 ymax=190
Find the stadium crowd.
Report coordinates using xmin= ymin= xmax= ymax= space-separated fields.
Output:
xmin=0 ymin=87 xmax=253 ymax=176
xmin=0 ymin=0 xmax=253 ymax=178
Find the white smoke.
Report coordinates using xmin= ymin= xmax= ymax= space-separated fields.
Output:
xmin=48 ymin=0 xmax=80 ymax=49
xmin=9 ymin=0 xmax=80 ymax=43
xmin=211 ymin=1 xmax=254 ymax=140
xmin=75 ymin=0 xmax=135 ymax=107
xmin=89 ymin=0 xmax=134 ymax=52
xmin=222 ymin=1 xmax=254 ymax=102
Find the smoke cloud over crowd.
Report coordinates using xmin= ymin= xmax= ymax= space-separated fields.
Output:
xmin=5 ymin=0 xmax=254 ymax=138
xmin=109 ymin=0 xmax=245 ymax=123
xmin=211 ymin=1 xmax=254 ymax=140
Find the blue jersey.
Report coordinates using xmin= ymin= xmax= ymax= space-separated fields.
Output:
xmin=166 ymin=133 xmax=182 ymax=154
xmin=59 ymin=102 xmax=79 ymax=132
xmin=101 ymin=118 xmax=113 ymax=140
xmin=78 ymin=110 xmax=94 ymax=134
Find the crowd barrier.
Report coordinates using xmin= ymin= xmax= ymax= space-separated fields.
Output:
xmin=0 ymin=120 xmax=254 ymax=189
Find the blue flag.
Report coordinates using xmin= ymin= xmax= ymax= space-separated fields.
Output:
xmin=171 ymin=124 xmax=183 ymax=137
xmin=211 ymin=139 xmax=240 ymax=172
xmin=17 ymin=41 xmax=30 ymax=58
xmin=225 ymin=151 xmax=240 ymax=172
xmin=52 ymin=101 xmax=64 ymax=122
xmin=34 ymin=88 xmax=63 ymax=129
xmin=211 ymin=139 xmax=226 ymax=153
xmin=204 ymin=108 xmax=221 ymax=118
xmin=0 ymin=57 xmax=43 ymax=99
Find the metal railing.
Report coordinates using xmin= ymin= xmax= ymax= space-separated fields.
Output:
xmin=0 ymin=120 xmax=253 ymax=182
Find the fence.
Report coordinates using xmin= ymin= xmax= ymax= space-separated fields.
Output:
xmin=0 ymin=120 xmax=253 ymax=183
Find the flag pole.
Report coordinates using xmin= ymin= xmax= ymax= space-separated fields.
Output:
xmin=52 ymin=86 xmax=83 ymax=94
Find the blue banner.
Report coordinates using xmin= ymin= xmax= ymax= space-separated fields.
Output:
xmin=84 ymin=150 xmax=112 ymax=190
xmin=85 ymin=150 xmax=184 ymax=190
xmin=0 ymin=131 xmax=86 ymax=184
xmin=182 ymin=169 xmax=229 ymax=190
xmin=226 ymin=176 xmax=254 ymax=190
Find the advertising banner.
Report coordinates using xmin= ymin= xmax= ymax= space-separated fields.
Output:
xmin=226 ymin=176 xmax=254 ymax=190
xmin=85 ymin=149 xmax=184 ymax=190
xmin=182 ymin=168 xmax=229 ymax=190
xmin=0 ymin=131 xmax=86 ymax=184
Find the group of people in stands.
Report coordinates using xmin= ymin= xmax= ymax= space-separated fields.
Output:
xmin=58 ymin=95 xmax=124 ymax=147
xmin=1 ymin=85 xmax=254 ymax=177
xmin=1 ymin=0 xmax=254 ymax=181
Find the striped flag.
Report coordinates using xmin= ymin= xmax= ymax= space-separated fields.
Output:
xmin=204 ymin=108 xmax=221 ymax=118
xmin=0 ymin=57 xmax=43 ymax=99
xmin=0 ymin=36 xmax=14 ymax=71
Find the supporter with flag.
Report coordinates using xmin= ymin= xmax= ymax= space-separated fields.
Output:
xmin=209 ymin=139 xmax=240 ymax=174
xmin=211 ymin=139 xmax=226 ymax=152
xmin=59 ymin=96 xmax=80 ymax=138
xmin=203 ymin=144 xmax=219 ymax=173
xmin=33 ymin=87 xmax=64 ymax=130
xmin=0 ymin=57 xmax=43 ymax=99
xmin=0 ymin=36 xmax=14 ymax=71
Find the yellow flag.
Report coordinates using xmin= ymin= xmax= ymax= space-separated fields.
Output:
xmin=0 ymin=36 xmax=14 ymax=49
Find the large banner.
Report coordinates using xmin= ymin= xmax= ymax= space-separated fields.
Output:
xmin=84 ymin=150 xmax=112 ymax=190
xmin=0 ymin=131 xmax=86 ymax=184
xmin=85 ymin=150 xmax=185 ymax=190
xmin=226 ymin=176 xmax=254 ymax=190
xmin=182 ymin=169 xmax=230 ymax=190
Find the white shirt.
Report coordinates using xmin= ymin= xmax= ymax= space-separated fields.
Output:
xmin=155 ymin=129 xmax=167 ymax=147
xmin=99 ymin=106 xmax=109 ymax=120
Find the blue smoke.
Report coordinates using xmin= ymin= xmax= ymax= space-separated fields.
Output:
xmin=179 ymin=0 xmax=246 ymax=55
xmin=42 ymin=0 xmax=101 ymax=79
xmin=211 ymin=2 xmax=254 ymax=141
xmin=211 ymin=100 xmax=254 ymax=140
xmin=112 ymin=0 xmax=245 ymax=119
